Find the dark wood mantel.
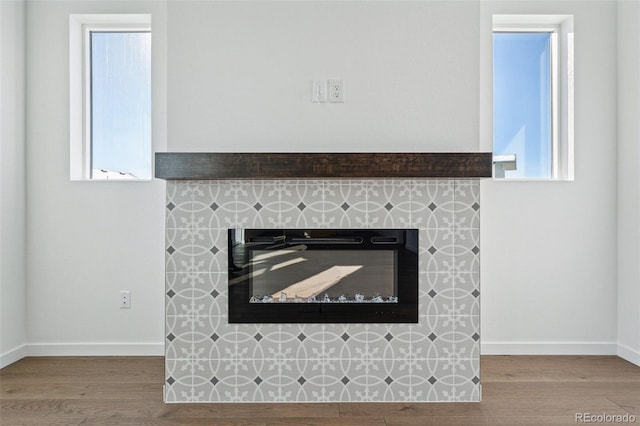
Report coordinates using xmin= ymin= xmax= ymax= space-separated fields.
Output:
xmin=154 ymin=152 xmax=492 ymax=180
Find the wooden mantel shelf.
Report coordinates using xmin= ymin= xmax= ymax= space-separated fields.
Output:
xmin=154 ymin=152 xmax=493 ymax=180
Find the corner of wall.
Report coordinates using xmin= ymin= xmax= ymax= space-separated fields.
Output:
xmin=0 ymin=0 xmax=28 ymax=369
xmin=616 ymin=0 xmax=640 ymax=367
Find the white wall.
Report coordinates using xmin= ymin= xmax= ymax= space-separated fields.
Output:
xmin=617 ymin=0 xmax=640 ymax=365
xmin=167 ymin=1 xmax=480 ymax=152
xmin=0 ymin=0 xmax=27 ymax=368
xmin=480 ymin=1 xmax=619 ymax=354
xmin=25 ymin=0 xmax=167 ymax=355
xmin=17 ymin=0 xmax=628 ymax=360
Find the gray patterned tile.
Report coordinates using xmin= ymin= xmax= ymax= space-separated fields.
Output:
xmin=278 ymin=381 xmax=307 ymax=402
xmin=165 ymin=358 xmax=195 ymax=388
xmin=339 ymin=357 xmax=369 ymax=388
xmin=454 ymin=179 xmax=480 ymax=207
xmin=453 ymin=250 xmax=479 ymax=275
xmin=409 ymin=359 xmax=433 ymax=388
xmin=338 ymin=324 xmax=367 ymax=361
xmin=225 ymin=180 xmax=258 ymax=205
xmin=276 ymin=181 xmax=305 ymax=212
xmin=454 ymin=315 xmax=480 ymax=359
xmin=166 ymin=201 xmax=193 ymax=230
xmin=192 ymin=273 xmax=226 ymax=315
xmin=422 ymin=285 xmax=456 ymax=317
xmin=208 ymin=366 xmax=241 ymax=402
xmin=165 ymin=318 xmax=194 ymax=360
xmin=454 ymin=288 xmax=480 ymax=317
xmin=171 ymin=182 xmax=203 ymax=205
xmin=318 ymin=207 xmax=354 ymax=228
xmin=367 ymin=180 xmax=412 ymax=228
xmin=425 ymin=381 xmax=456 ymax=402
xmin=419 ymin=230 xmax=454 ymax=275
xmin=224 ymin=202 xmax=257 ymax=229
xmin=454 ymin=271 xmax=479 ymax=293
xmin=190 ymin=240 xmax=227 ymax=274
xmin=298 ymin=359 xmax=325 ymax=401
xmin=411 ymin=180 xmax=455 ymax=229
xmin=344 ymin=380 xmax=377 ymax=402
xmin=191 ymin=315 xmax=223 ymax=345
xmin=455 ymin=357 xmax=480 ymax=384
xmin=297 ymin=199 xmax=324 ymax=227
xmin=365 ymin=324 xmax=394 ymax=359
xmin=190 ymin=380 xmax=216 ymax=402
xmin=297 ymin=327 xmax=323 ymax=360
xmin=452 ymin=381 xmax=480 ymax=402
xmin=166 ymin=274 xmax=193 ymax=317
xmin=324 ymin=180 xmax=367 ymax=208
xmin=164 ymin=381 xmax=193 ymax=403
xmin=191 ymin=200 xmax=221 ymax=229
xmin=368 ymin=179 xmax=412 ymax=207
xmin=365 ymin=205 xmax=396 ymax=228
xmin=260 ymin=335 xmax=295 ymax=363
xmin=454 ymin=228 xmax=480 ymax=251
xmin=421 ymin=316 xmax=456 ymax=360
xmin=166 ymin=227 xmax=195 ymax=252
xmin=165 ymin=177 xmax=482 ymax=402
xmin=453 ymin=202 xmax=480 ymax=229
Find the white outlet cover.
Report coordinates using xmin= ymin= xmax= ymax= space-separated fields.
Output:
xmin=328 ymin=79 xmax=344 ymax=103
xmin=120 ymin=290 xmax=131 ymax=309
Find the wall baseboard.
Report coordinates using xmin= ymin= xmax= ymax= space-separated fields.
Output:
xmin=481 ymin=341 xmax=618 ymax=355
xmin=1 ymin=343 xmax=164 ymax=368
xmin=0 ymin=344 xmax=28 ymax=369
xmin=617 ymin=343 xmax=640 ymax=366
xmin=6 ymin=342 xmax=636 ymax=367
xmin=26 ymin=342 xmax=164 ymax=357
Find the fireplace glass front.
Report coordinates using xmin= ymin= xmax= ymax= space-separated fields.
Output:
xmin=228 ymin=229 xmax=418 ymax=323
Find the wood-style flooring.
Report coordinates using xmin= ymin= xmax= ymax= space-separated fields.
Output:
xmin=1 ymin=355 xmax=639 ymax=425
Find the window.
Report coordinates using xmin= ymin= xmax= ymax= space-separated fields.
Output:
xmin=70 ymin=15 xmax=151 ymax=180
xmin=492 ymin=15 xmax=574 ymax=180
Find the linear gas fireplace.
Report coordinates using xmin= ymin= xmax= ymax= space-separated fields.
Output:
xmin=228 ymin=229 xmax=418 ymax=323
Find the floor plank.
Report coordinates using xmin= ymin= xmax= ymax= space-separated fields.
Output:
xmin=483 ymin=381 xmax=640 ymax=399
xmin=78 ymin=417 xmax=386 ymax=426
xmin=1 ymin=383 xmax=162 ymax=400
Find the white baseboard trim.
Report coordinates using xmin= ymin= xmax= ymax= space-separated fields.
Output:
xmin=481 ymin=341 xmax=618 ymax=355
xmin=0 ymin=344 xmax=28 ymax=369
xmin=26 ymin=342 xmax=164 ymax=357
xmin=617 ymin=343 xmax=640 ymax=366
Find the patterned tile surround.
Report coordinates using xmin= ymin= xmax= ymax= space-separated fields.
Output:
xmin=164 ymin=179 xmax=480 ymax=402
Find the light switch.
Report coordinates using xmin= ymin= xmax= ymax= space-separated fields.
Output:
xmin=311 ymin=80 xmax=327 ymax=103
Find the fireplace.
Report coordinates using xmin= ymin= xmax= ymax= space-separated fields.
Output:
xmin=228 ymin=228 xmax=418 ymax=323
xmin=158 ymin=152 xmax=490 ymax=403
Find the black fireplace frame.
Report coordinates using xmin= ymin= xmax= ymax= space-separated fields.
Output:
xmin=228 ymin=229 xmax=419 ymax=323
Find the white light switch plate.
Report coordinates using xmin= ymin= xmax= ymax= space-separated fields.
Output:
xmin=311 ymin=80 xmax=327 ymax=103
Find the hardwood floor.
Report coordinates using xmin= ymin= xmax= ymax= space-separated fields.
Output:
xmin=1 ymin=356 xmax=639 ymax=425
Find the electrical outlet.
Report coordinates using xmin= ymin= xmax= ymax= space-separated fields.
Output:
xmin=120 ymin=290 xmax=131 ymax=309
xmin=311 ymin=80 xmax=327 ymax=103
xmin=328 ymin=79 xmax=344 ymax=103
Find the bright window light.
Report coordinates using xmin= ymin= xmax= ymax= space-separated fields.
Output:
xmin=90 ymin=31 xmax=151 ymax=179
xmin=493 ymin=32 xmax=552 ymax=179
